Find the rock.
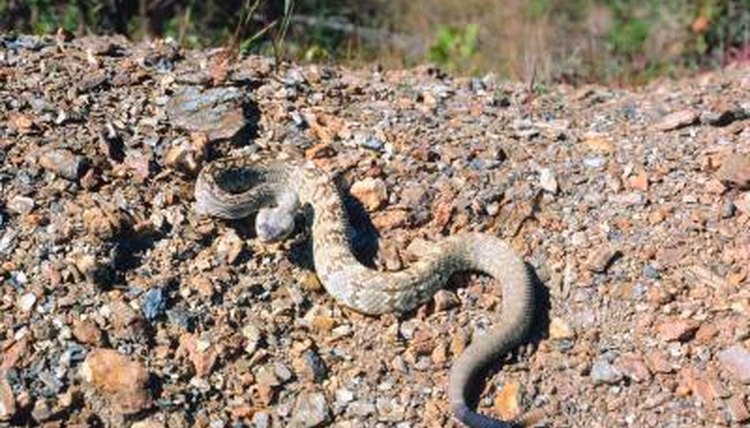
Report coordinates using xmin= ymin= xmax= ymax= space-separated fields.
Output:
xmin=335 ymin=388 xmax=354 ymax=407
xmin=108 ymin=299 xmax=147 ymax=340
xmin=493 ymin=381 xmax=522 ymax=421
xmin=299 ymin=349 xmax=328 ymax=383
xmin=7 ymin=196 xmax=34 ymax=215
xmin=72 ymin=320 xmax=103 ymax=346
xmin=300 ymin=271 xmax=323 ymax=292
xmin=141 ymin=287 xmax=167 ymax=321
xmin=0 ymin=374 xmax=15 ymax=421
xmin=215 ymin=229 xmax=244 ymax=265
xmin=131 ymin=419 xmax=166 ymax=428
xmin=252 ymin=411 xmax=271 ymax=428
xmin=538 ymin=168 xmax=558 ymax=193
xmin=348 ymin=399 xmax=376 ymax=417
xmin=656 ymin=319 xmax=699 ymax=342
xmin=289 ymin=392 xmax=329 ymax=428
xmin=164 ymin=138 xmax=204 ymax=174
xmin=431 ymin=342 xmax=448 ymax=364
xmin=433 ymin=290 xmax=460 ymax=311
xmin=166 ymin=86 xmax=252 ymax=141
xmin=310 ymin=313 xmax=336 ymax=332
xmin=627 ymin=172 xmax=649 ymax=191
xmin=654 ymin=109 xmax=698 ymax=131
xmin=584 ymin=245 xmax=620 ymax=273
xmin=614 ymin=353 xmax=651 ymax=382
xmin=645 ymin=350 xmax=674 ymax=374
xmin=376 ymin=397 xmax=406 ymax=421
xmin=735 ymin=193 xmax=750 ymax=217
xmin=582 ymin=136 xmax=615 ymax=153
xmin=177 ymin=333 xmax=219 ymax=377
xmin=716 ymin=154 xmax=750 ymax=190
xmin=718 ymin=345 xmax=750 ymax=384
xmin=241 ymin=324 xmax=261 ymax=355
xmin=590 ymin=358 xmax=623 ymax=385
xmin=549 ymin=317 xmax=575 ymax=340
xmin=726 ymin=395 xmax=750 ymax=423
xmin=80 ymin=348 xmax=152 ymax=414
xmin=39 ymin=148 xmax=87 ymax=180
xmin=372 ymin=209 xmax=410 ymax=231
xmin=8 ymin=113 xmax=35 ymax=132
xmin=350 ymin=177 xmax=387 ymax=211
xmin=305 ymin=143 xmax=336 ymax=159
xmin=17 ymin=293 xmax=36 ymax=312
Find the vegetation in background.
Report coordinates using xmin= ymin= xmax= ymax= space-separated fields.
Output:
xmin=428 ymin=24 xmax=480 ymax=73
xmin=0 ymin=0 xmax=748 ymax=85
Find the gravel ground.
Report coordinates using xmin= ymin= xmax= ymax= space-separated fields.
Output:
xmin=1 ymin=34 xmax=749 ymax=428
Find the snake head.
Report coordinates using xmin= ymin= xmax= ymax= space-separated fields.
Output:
xmin=255 ymin=207 xmax=296 ymax=243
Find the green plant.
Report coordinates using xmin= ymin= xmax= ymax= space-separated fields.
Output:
xmin=428 ymin=23 xmax=480 ymax=72
xmin=607 ymin=17 xmax=650 ymax=57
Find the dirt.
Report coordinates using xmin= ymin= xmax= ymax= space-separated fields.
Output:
xmin=1 ymin=34 xmax=749 ymax=428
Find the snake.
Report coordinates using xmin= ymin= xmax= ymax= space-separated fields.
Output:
xmin=193 ymin=156 xmax=535 ymax=428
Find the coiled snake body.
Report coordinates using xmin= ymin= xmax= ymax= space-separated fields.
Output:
xmin=194 ymin=157 xmax=535 ymax=428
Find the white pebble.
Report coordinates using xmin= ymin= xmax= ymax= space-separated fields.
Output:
xmin=18 ymin=293 xmax=37 ymax=312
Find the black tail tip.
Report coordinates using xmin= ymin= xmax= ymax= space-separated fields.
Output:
xmin=454 ymin=403 xmax=517 ymax=428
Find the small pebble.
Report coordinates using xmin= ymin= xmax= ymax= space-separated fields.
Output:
xmin=17 ymin=293 xmax=36 ymax=312
xmin=80 ymin=348 xmax=152 ymax=414
xmin=289 ymin=392 xmax=329 ymax=428
xmin=142 ymin=287 xmax=166 ymax=321
xmin=718 ymin=345 xmax=750 ymax=384
xmin=39 ymin=148 xmax=87 ymax=180
xmin=7 ymin=196 xmax=34 ymax=215
xmin=539 ymin=168 xmax=558 ymax=193
xmin=590 ymin=358 xmax=623 ymax=385
xmin=350 ymin=177 xmax=387 ymax=211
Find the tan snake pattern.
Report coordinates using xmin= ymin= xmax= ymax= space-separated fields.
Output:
xmin=194 ymin=157 xmax=535 ymax=428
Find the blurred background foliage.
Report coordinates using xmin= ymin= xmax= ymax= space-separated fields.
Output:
xmin=1 ymin=0 xmax=749 ymax=84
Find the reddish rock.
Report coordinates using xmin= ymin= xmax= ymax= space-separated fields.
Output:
xmin=726 ymin=395 xmax=750 ymax=423
xmin=372 ymin=209 xmax=410 ymax=231
xmin=654 ymin=109 xmax=698 ymax=131
xmin=615 ymin=353 xmax=652 ymax=382
xmin=627 ymin=172 xmax=649 ymax=191
xmin=494 ymin=380 xmax=522 ymax=421
xmin=0 ymin=373 xmax=15 ymax=421
xmin=350 ymin=177 xmax=387 ymax=211
xmin=1 ymin=339 xmax=27 ymax=370
xmin=645 ymin=350 xmax=674 ymax=374
xmin=72 ymin=320 xmax=103 ymax=346
xmin=656 ymin=319 xmax=700 ymax=342
xmin=694 ymin=323 xmax=719 ymax=344
xmin=80 ymin=348 xmax=152 ymax=414
xmin=304 ymin=142 xmax=336 ymax=159
xmin=583 ymin=136 xmax=615 ymax=153
xmin=716 ymin=154 xmax=750 ymax=190
xmin=177 ymin=333 xmax=219 ymax=377
xmin=584 ymin=245 xmax=620 ymax=273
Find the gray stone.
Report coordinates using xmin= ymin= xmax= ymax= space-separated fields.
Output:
xmin=166 ymin=86 xmax=254 ymax=141
xmin=718 ymin=345 xmax=750 ymax=384
xmin=590 ymin=358 xmax=624 ymax=385
xmin=289 ymin=392 xmax=329 ymax=428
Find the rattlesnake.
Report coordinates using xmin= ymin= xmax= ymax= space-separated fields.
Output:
xmin=194 ymin=157 xmax=535 ymax=428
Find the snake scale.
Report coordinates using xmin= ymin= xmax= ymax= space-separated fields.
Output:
xmin=194 ymin=157 xmax=535 ymax=428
